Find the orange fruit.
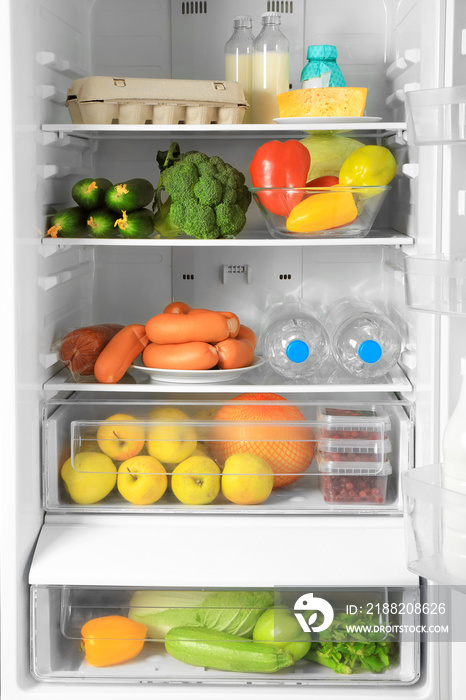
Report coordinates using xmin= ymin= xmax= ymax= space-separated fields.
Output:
xmin=210 ymin=393 xmax=314 ymax=489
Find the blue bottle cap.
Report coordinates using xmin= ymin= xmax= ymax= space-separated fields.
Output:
xmin=358 ymin=340 xmax=382 ymax=364
xmin=286 ymin=340 xmax=310 ymax=364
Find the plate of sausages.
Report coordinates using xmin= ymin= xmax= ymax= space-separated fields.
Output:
xmin=130 ymin=355 xmax=265 ymax=383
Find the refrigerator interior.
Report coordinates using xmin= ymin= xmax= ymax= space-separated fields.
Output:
xmin=2 ymin=0 xmax=466 ymax=697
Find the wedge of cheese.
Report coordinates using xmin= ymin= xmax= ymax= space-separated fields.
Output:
xmin=277 ymin=87 xmax=367 ymax=118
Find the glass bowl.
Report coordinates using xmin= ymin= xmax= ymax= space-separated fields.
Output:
xmin=249 ymin=186 xmax=390 ymax=239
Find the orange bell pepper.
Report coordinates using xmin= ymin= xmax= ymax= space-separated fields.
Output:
xmin=81 ymin=615 xmax=147 ymax=667
xmin=286 ymin=190 xmax=358 ymax=234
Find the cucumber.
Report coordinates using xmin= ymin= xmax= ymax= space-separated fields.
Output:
xmin=46 ymin=207 xmax=88 ymax=238
xmin=87 ymin=208 xmax=120 ymax=238
xmin=165 ymin=626 xmax=295 ymax=673
xmin=114 ymin=209 xmax=155 ymax=239
xmin=105 ymin=178 xmax=155 ymax=213
xmin=72 ymin=178 xmax=113 ymax=210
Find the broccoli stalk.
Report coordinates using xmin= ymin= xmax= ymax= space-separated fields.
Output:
xmin=153 ymin=142 xmax=251 ymax=240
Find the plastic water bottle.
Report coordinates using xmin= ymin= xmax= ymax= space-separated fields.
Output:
xmin=261 ymin=301 xmax=330 ymax=379
xmin=325 ymin=298 xmax=401 ymax=379
xmin=442 ymin=357 xmax=466 ymax=578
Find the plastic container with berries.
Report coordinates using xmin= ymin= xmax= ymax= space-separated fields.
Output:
xmin=316 ymin=436 xmax=392 ymax=464
xmin=317 ymin=454 xmax=392 ymax=504
xmin=316 ymin=405 xmax=391 ymax=440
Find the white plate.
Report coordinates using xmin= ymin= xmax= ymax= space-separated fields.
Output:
xmin=130 ymin=356 xmax=265 ymax=384
xmin=273 ymin=116 xmax=383 ymax=124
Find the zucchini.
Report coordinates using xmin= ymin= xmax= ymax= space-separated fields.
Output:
xmin=72 ymin=178 xmax=113 ymax=210
xmin=114 ymin=209 xmax=155 ymax=239
xmin=87 ymin=208 xmax=120 ymax=238
xmin=105 ymin=178 xmax=155 ymax=213
xmin=46 ymin=207 xmax=88 ymax=238
xmin=165 ymin=626 xmax=295 ymax=673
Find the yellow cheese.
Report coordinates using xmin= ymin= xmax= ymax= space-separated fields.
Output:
xmin=277 ymin=87 xmax=367 ymax=118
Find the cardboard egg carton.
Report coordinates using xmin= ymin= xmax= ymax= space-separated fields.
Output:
xmin=66 ymin=76 xmax=249 ymax=125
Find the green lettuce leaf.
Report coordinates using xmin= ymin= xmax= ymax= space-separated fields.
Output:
xmin=128 ymin=590 xmax=277 ymax=641
xmin=300 ymin=133 xmax=364 ymax=182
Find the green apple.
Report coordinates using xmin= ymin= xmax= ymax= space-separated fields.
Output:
xmin=252 ymin=606 xmax=311 ymax=661
xmin=117 ymin=455 xmax=167 ymax=505
xmin=61 ymin=452 xmax=117 ymax=505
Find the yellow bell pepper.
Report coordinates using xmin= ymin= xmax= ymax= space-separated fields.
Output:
xmin=286 ymin=190 xmax=358 ymax=234
xmin=339 ymin=145 xmax=396 ymax=187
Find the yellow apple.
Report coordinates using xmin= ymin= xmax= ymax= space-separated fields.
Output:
xmin=221 ymin=453 xmax=274 ymax=505
xmin=97 ymin=413 xmax=145 ymax=461
xmin=147 ymin=407 xmax=197 ymax=464
xmin=191 ymin=443 xmax=211 ymax=458
xmin=171 ymin=456 xmax=220 ymax=505
xmin=61 ymin=452 xmax=117 ymax=505
xmin=117 ymin=455 xmax=167 ymax=505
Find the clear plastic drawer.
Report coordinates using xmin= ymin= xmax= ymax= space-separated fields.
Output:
xmin=31 ymin=584 xmax=420 ymax=685
xmin=42 ymin=394 xmax=413 ymax=514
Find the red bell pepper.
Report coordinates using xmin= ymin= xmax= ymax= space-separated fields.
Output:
xmin=250 ymin=140 xmax=310 ymax=217
xmin=306 ymin=175 xmax=339 ymax=188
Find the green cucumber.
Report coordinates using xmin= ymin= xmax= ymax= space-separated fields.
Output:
xmin=72 ymin=178 xmax=113 ymax=210
xmin=114 ymin=209 xmax=155 ymax=239
xmin=87 ymin=208 xmax=120 ymax=238
xmin=105 ymin=178 xmax=155 ymax=213
xmin=165 ymin=626 xmax=295 ymax=673
xmin=46 ymin=207 xmax=88 ymax=238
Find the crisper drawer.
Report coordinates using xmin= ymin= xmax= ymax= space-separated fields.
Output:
xmin=42 ymin=393 xmax=413 ymax=514
xmin=31 ymin=584 xmax=420 ymax=686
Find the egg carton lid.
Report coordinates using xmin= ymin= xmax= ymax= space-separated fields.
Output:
xmin=66 ymin=76 xmax=248 ymax=107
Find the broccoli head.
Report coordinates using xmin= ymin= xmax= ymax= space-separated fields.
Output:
xmin=153 ymin=143 xmax=251 ymax=239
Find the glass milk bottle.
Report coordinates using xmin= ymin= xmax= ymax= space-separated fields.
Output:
xmin=442 ymin=357 xmax=466 ymax=579
xmin=225 ymin=15 xmax=254 ymax=125
xmin=252 ymin=12 xmax=289 ymax=124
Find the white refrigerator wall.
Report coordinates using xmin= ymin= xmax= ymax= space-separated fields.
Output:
xmin=1 ymin=0 xmax=463 ymax=698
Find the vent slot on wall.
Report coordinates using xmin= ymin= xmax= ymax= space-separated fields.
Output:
xmin=182 ymin=1 xmax=207 ymax=14
xmin=267 ymin=1 xmax=294 ymax=13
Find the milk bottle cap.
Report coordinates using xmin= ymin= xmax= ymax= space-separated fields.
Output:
xmin=233 ymin=15 xmax=252 ymax=28
xmin=261 ymin=11 xmax=281 ymax=25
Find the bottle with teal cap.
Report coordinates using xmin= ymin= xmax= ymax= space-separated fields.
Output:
xmin=261 ymin=300 xmax=330 ymax=379
xmin=301 ymin=45 xmax=346 ymax=88
xmin=325 ymin=298 xmax=401 ymax=379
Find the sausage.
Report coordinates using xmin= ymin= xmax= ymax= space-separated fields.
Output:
xmin=58 ymin=323 xmax=124 ymax=376
xmin=94 ymin=324 xmax=149 ymax=384
xmin=236 ymin=324 xmax=257 ymax=349
xmin=215 ymin=337 xmax=255 ymax=370
xmin=143 ymin=341 xmax=219 ymax=370
xmin=163 ymin=301 xmax=193 ymax=315
xmin=187 ymin=309 xmax=240 ymax=338
xmin=145 ymin=311 xmax=230 ymax=345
